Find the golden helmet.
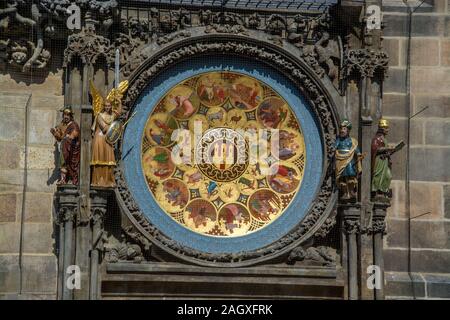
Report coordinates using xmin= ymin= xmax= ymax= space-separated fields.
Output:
xmin=61 ymin=106 xmax=74 ymax=115
xmin=340 ymin=119 xmax=352 ymax=130
xmin=378 ymin=118 xmax=389 ymax=129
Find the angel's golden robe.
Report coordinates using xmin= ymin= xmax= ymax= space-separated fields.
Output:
xmin=89 ymin=80 xmax=128 ymax=188
xmin=91 ymin=112 xmax=117 ymax=187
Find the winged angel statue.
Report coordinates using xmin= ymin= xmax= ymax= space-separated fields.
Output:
xmin=89 ymin=80 xmax=128 ymax=188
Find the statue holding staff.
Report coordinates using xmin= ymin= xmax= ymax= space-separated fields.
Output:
xmin=371 ymin=118 xmax=404 ymax=199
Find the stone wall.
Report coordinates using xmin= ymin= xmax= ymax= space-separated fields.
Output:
xmin=0 ymin=70 xmax=64 ymax=299
xmin=382 ymin=0 xmax=450 ymax=299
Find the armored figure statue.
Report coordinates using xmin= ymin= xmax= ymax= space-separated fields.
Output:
xmin=371 ymin=118 xmax=403 ymax=199
xmin=89 ymin=80 xmax=128 ymax=188
xmin=335 ymin=120 xmax=362 ymax=201
xmin=50 ymin=107 xmax=80 ymax=185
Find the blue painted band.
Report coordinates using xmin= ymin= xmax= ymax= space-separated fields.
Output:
xmin=122 ymin=55 xmax=324 ymax=253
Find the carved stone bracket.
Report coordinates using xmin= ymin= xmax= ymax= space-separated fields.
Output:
xmin=105 ymin=226 xmax=152 ymax=263
xmin=55 ymin=186 xmax=79 ymax=224
xmin=369 ymin=201 xmax=389 ymax=235
xmin=63 ymin=25 xmax=111 ymax=67
xmin=343 ymin=48 xmax=389 ymax=79
xmin=340 ymin=203 xmax=363 ymax=235
xmin=343 ymin=219 xmax=362 ymax=235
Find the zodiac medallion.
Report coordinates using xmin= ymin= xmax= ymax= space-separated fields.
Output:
xmin=141 ymin=71 xmax=306 ymax=237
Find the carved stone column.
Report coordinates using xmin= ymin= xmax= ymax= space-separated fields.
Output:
xmin=343 ymin=47 xmax=389 ymax=300
xmin=55 ymin=186 xmax=79 ymax=300
xmin=63 ymin=22 xmax=112 ymax=299
xmin=340 ymin=203 xmax=361 ymax=300
xmin=371 ymin=201 xmax=388 ymax=300
xmin=89 ymin=189 xmax=109 ymax=300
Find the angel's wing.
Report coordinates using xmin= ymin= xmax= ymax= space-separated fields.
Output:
xmin=89 ymin=80 xmax=104 ymax=117
xmin=106 ymin=80 xmax=129 ymax=103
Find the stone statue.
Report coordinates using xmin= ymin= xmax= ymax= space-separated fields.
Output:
xmin=335 ymin=120 xmax=362 ymax=201
xmin=50 ymin=106 xmax=80 ymax=185
xmin=371 ymin=118 xmax=404 ymax=199
xmin=287 ymin=246 xmax=336 ymax=267
xmin=89 ymin=80 xmax=128 ymax=188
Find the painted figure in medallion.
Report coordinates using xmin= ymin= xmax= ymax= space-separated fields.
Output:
xmin=371 ymin=118 xmax=404 ymax=199
xmin=89 ymin=80 xmax=129 ymax=187
xmin=335 ymin=120 xmax=362 ymax=201
xmin=50 ymin=106 xmax=80 ymax=185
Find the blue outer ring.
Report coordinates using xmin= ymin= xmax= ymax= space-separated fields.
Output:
xmin=122 ymin=56 xmax=323 ymax=253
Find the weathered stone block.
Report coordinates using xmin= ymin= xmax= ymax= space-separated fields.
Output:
xmin=22 ymin=255 xmax=57 ymax=294
xmin=23 ymin=192 xmax=53 ymax=223
xmin=0 ymin=107 xmax=25 ymax=142
xmin=384 ymin=248 xmax=409 ymax=271
xmin=385 ymin=248 xmax=450 ymax=273
xmin=0 ymin=293 xmax=56 ymax=300
xmin=383 ymin=38 xmax=400 ymax=67
xmin=441 ymin=39 xmax=450 ymax=66
xmin=390 ymin=147 xmax=407 ymax=180
xmin=387 ymin=219 xmax=450 ymax=249
xmin=384 ymin=117 xmax=423 ymax=145
xmin=411 ymin=38 xmax=439 ymax=66
xmin=424 ymin=120 xmax=450 ymax=146
xmin=384 ymin=67 xmax=406 ymax=93
xmin=424 ymin=274 xmax=450 ymax=298
xmin=0 ymin=72 xmax=63 ymax=95
xmin=431 ymin=0 xmax=448 ymax=12
xmin=26 ymin=169 xmax=56 ymax=193
xmin=25 ymin=146 xmax=56 ymax=170
xmin=0 ymin=142 xmax=21 ymax=169
xmin=411 ymin=68 xmax=450 ymax=94
xmin=410 ymin=147 xmax=450 ymax=181
xmin=383 ymin=14 xmax=409 ymax=37
xmin=385 ymin=271 xmax=426 ymax=298
xmin=23 ymin=223 xmax=55 ymax=254
xmin=390 ymin=181 xmax=443 ymax=219
xmin=412 ymin=15 xmax=446 ymax=36
xmin=0 ymin=169 xmax=24 ymax=193
xmin=444 ymin=185 xmax=450 ymax=219
xmin=384 ymin=14 xmax=445 ymax=37
xmin=383 ymin=93 xmax=408 ymax=117
xmin=0 ymin=92 xmax=30 ymax=108
xmin=29 ymin=109 xmax=55 ymax=145
xmin=31 ymin=95 xmax=64 ymax=111
xmin=0 ymin=194 xmax=17 ymax=222
xmin=413 ymin=95 xmax=450 ymax=118
xmin=0 ymin=255 xmax=19 ymax=293
xmin=0 ymin=223 xmax=20 ymax=253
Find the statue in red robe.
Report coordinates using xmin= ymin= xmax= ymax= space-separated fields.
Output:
xmin=50 ymin=107 xmax=80 ymax=185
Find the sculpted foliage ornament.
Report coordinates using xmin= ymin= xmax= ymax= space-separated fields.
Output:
xmin=64 ymin=25 xmax=111 ymax=66
xmin=344 ymin=48 xmax=389 ymax=78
